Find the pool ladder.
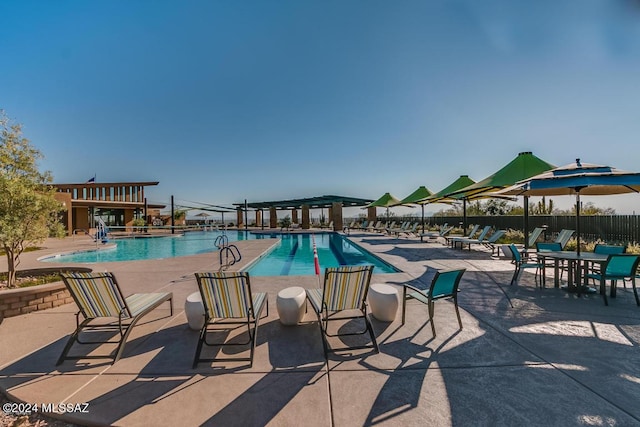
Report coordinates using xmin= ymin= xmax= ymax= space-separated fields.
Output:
xmin=215 ymin=234 xmax=241 ymax=271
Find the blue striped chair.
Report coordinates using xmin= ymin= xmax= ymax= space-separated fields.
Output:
xmin=193 ymin=272 xmax=268 ymax=368
xmin=306 ymin=265 xmax=378 ymax=356
xmin=58 ymin=272 xmax=173 ymax=365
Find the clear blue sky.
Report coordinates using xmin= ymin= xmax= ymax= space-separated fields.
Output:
xmin=2 ymin=0 xmax=640 ymax=217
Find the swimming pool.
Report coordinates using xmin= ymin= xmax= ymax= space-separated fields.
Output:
xmin=40 ymin=230 xmax=251 ymax=263
xmin=40 ymin=231 xmax=398 ymax=276
xmin=246 ymin=232 xmax=398 ymax=276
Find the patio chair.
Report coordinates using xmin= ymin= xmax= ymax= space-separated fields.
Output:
xmin=508 ymin=244 xmax=544 ymax=287
xmin=387 ymin=221 xmax=408 ymax=235
xmin=57 ymin=272 xmax=173 ymax=365
xmin=377 ymin=221 xmax=394 ymax=233
xmin=444 ymin=224 xmax=480 ymax=247
xmin=193 ymin=272 xmax=268 ymax=368
xmin=397 ymin=222 xmax=419 ymax=238
xmin=589 ymin=244 xmax=626 ymax=286
xmin=320 ymin=221 xmax=334 ymax=230
xmin=515 ymin=227 xmax=545 ymax=257
xmin=419 ymin=223 xmax=452 ymax=242
xmin=535 ymin=242 xmax=563 ymax=281
xmin=554 ymin=229 xmax=575 ymax=249
xmin=401 ymin=269 xmax=465 ymax=338
xmin=306 ymin=265 xmax=378 ymax=356
xmin=585 ymin=254 xmax=640 ymax=306
xmin=366 ymin=221 xmax=380 ymax=232
xmin=451 ymin=225 xmax=490 ymax=250
xmin=482 ymin=229 xmax=506 ymax=255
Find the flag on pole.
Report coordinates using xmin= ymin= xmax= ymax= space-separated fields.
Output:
xmin=86 ymin=175 xmax=96 ymax=183
xmin=312 ymin=234 xmax=320 ymax=276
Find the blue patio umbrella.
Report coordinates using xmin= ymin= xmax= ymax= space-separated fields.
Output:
xmin=498 ymin=159 xmax=640 ymax=254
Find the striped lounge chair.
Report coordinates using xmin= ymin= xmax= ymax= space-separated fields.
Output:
xmin=193 ymin=272 xmax=268 ymax=368
xmin=58 ymin=272 xmax=173 ymax=365
xmin=306 ymin=265 xmax=378 ymax=356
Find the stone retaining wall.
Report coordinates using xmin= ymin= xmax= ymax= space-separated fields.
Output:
xmin=0 ymin=282 xmax=74 ymax=319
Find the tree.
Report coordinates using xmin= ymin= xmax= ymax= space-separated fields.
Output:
xmin=485 ymin=199 xmax=510 ymax=215
xmin=531 ymin=196 xmax=555 ymax=215
xmin=0 ymin=111 xmax=64 ymax=287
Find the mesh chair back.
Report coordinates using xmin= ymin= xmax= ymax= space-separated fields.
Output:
xmin=196 ymin=272 xmax=253 ymax=318
xmin=429 ymin=269 xmax=465 ymax=299
xmin=594 ymin=244 xmax=625 ymax=255
xmin=604 ymin=255 xmax=640 ymax=277
xmin=466 ymin=224 xmax=480 ymax=239
xmin=509 ymin=244 xmax=523 ymax=263
xmin=488 ymin=230 xmax=505 ymax=243
xmin=322 ymin=266 xmax=374 ymax=311
xmin=528 ymin=227 xmax=544 ymax=247
xmin=475 ymin=226 xmax=492 ymax=242
xmin=554 ymin=229 xmax=574 ymax=249
xmin=61 ymin=272 xmax=129 ymax=319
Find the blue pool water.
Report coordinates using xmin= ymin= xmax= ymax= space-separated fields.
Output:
xmin=41 ymin=231 xmax=398 ymax=276
xmin=41 ymin=230 xmax=251 ymax=263
xmin=247 ymin=233 xmax=398 ymax=276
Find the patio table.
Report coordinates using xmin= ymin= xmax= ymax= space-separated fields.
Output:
xmin=536 ymin=251 xmax=608 ymax=295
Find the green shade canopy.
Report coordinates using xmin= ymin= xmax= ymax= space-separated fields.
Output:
xmin=446 ymin=151 xmax=556 ymax=199
xmin=393 ymin=186 xmax=434 ymax=206
xmin=366 ymin=192 xmax=402 ymax=208
xmin=418 ymin=175 xmax=476 ymax=204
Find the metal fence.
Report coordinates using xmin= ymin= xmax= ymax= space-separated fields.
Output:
xmin=379 ymin=215 xmax=640 ymax=244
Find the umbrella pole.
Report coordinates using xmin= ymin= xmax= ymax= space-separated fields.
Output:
xmin=462 ymin=199 xmax=467 ymax=231
xmin=524 ymin=196 xmax=529 ymax=250
xmin=576 ymin=192 xmax=581 ymax=256
xmin=421 ymin=204 xmax=425 ymax=233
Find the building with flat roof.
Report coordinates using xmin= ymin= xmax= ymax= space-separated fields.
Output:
xmin=53 ymin=181 xmax=165 ymax=235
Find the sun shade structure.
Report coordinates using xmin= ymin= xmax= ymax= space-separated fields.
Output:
xmin=239 ymin=195 xmax=374 ymax=210
xmin=445 ymin=152 xmax=556 ymax=199
xmin=416 ymin=175 xmax=476 ymax=231
xmin=394 ymin=186 xmax=435 ymax=233
xmin=419 ymin=175 xmax=476 ymax=204
xmin=497 ymin=159 xmax=640 ymax=255
xmin=444 ymin=152 xmax=555 ymax=245
xmin=366 ymin=192 xmax=404 ymax=218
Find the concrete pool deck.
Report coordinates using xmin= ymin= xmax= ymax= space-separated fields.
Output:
xmin=1 ymin=230 xmax=640 ymax=426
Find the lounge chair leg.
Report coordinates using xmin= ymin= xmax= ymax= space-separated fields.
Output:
xmin=364 ymin=313 xmax=379 ymax=353
xmin=454 ymin=298 xmax=462 ymax=331
xmin=192 ymin=324 xmax=207 ymax=368
xmin=401 ymin=288 xmax=407 ymax=325
xmin=428 ymin=301 xmax=436 ymax=338
xmin=56 ymin=318 xmax=91 ymax=366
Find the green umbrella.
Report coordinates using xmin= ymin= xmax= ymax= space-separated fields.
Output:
xmin=447 ymin=152 xmax=556 ymax=199
xmin=417 ymin=175 xmax=476 ymax=232
xmin=445 ymin=151 xmax=556 ymax=247
xmin=366 ymin=192 xmax=402 ymax=219
xmin=393 ymin=186 xmax=434 ymax=233
xmin=420 ymin=175 xmax=476 ymax=204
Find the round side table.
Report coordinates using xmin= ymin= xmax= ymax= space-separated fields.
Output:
xmin=368 ymin=283 xmax=399 ymax=322
xmin=185 ymin=292 xmax=205 ymax=331
xmin=276 ymin=286 xmax=306 ymax=326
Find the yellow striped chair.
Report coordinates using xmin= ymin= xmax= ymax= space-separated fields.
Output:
xmin=58 ymin=272 xmax=173 ymax=365
xmin=306 ymin=265 xmax=378 ymax=356
xmin=193 ymin=272 xmax=268 ymax=368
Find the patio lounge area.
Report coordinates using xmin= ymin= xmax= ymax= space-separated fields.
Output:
xmin=2 ymin=232 xmax=640 ymax=426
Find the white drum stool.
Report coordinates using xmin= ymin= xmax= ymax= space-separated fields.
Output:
xmin=276 ymin=286 xmax=306 ymax=326
xmin=368 ymin=283 xmax=399 ymax=322
xmin=185 ymin=292 xmax=205 ymax=331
